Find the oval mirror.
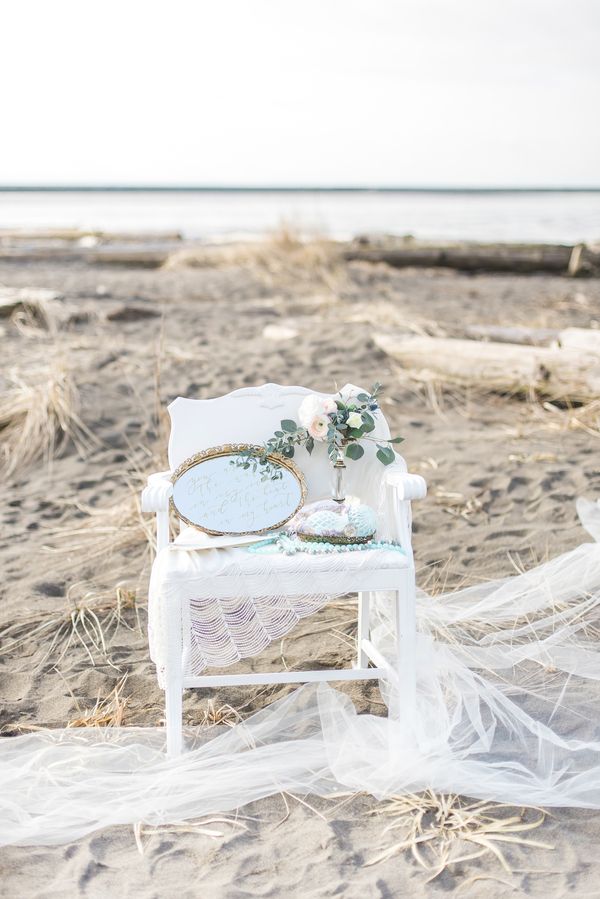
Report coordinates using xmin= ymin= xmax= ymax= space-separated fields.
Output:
xmin=170 ymin=444 xmax=307 ymax=536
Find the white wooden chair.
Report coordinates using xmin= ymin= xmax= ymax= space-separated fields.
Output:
xmin=142 ymin=383 xmax=426 ymax=756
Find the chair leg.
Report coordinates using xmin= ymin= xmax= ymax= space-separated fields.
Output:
xmin=394 ymin=574 xmax=417 ymax=724
xmin=164 ymin=597 xmax=184 ymax=757
xmin=356 ymin=591 xmax=370 ymax=668
xmin=165 ymin=677 xmax=183 ymax=757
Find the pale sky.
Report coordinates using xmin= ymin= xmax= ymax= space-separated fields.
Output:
xmin=2 ymin=0 xmax=599 ymax=187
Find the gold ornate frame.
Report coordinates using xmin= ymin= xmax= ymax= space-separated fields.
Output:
xmin=170 ymin=443 xmax=307 ymax=536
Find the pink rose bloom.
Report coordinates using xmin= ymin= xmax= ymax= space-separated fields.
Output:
xmin=322 ymin=396 xmax=337 ymax=414
xmin=308 ymin=415 xmax=329 ymax=440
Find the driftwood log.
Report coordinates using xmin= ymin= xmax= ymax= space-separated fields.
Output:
xmin=463 ymin=324 xmax=560 ymax=346
xmin=0 ymin=286 xmax=86 ymax=328
xmin=0 ymin=287 xmax=63 ymax=317
xmin=462 ymin=324 xmax=600 ymax=350
xmin=345 ymin=239 xmax=600 ymax=276
xmin=0 ymin=232 xmax=598 ymax=274
xmin=0 ymin=229 xmax=183 ymax=267
xmin=374 ymin=333 xmax=600 ymax=402
xmin=0 ymin=228 xmax=183 ymax=243
xmin=559 ymin=328 xmax=600 ymax=353
xmin=0 ymin=246 xmax=169 ymax=267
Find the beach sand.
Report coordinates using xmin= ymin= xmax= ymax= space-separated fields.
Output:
xmin=1 ymin=247 xmax=600 ymax=896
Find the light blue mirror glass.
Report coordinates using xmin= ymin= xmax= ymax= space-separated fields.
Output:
xmin=170 ymin=445 xmax=306 ymax=536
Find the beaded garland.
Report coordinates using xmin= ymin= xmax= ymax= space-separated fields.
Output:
xmin=247 ymin=533 xmax=405 ymax=556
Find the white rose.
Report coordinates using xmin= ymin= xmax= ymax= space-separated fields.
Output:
xmin=339 ymin=384 xmax=362 ymax=402
xmin=298 ymin=394 xmax=329 ymax=429
xmin=347 ymin=411 xmax=363 ymax=429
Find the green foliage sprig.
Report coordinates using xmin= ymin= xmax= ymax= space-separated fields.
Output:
xmin=232 ymin=384 xmax=403 ymax=481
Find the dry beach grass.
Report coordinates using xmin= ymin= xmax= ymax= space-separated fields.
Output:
xmin=0 ymin=360 xmax=96 ymax=475
xmin=1 ymin=239 xmax=600 ymax=896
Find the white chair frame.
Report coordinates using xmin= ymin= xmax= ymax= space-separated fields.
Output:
xmin=142 ymin=384 xmax=426 ymax=756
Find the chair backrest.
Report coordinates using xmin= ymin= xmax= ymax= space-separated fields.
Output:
xmin=168 ymin=383 xmax=400 ymax=507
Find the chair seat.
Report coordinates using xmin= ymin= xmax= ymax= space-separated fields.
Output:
xmin=150 ymin=529 xmax=409 ymax=602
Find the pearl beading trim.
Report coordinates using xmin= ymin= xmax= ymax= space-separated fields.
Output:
xmin=247 ymin=534 xmax=405 ymax=556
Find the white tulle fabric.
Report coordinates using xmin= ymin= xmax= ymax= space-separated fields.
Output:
xmin=3 ymin=497 xmax=600 ymax=846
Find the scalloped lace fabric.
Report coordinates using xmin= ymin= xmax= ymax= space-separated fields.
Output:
xmin=3 ymin=498 xmax=600 ymax=846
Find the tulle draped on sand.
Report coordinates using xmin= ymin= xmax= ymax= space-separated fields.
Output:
xmin=2 ymin=498 xmax=600 ymax=846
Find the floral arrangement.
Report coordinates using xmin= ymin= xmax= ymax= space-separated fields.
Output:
xmin=235 ymin=384 xmax=403 ymax=480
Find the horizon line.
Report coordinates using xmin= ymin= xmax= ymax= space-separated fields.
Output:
xmin=0 ymin=185 xmax=599 ymax=194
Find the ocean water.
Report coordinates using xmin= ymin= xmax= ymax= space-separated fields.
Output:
xmin=0 ymin=190 xmax=599 ymax=244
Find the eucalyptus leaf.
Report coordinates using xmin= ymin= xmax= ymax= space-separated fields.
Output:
xmin=281 ymin=420 xmax=297 ymax=432
xmin=345 ymin=443 xmax=364 ymax=460
xmin=362 ymin=412 xmax=375 ymax=433
xmin=376 ymin=445 xmax=396 ymax=465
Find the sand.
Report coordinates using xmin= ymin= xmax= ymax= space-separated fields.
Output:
xmin=1 ymin=248 xmax=600 ymax=896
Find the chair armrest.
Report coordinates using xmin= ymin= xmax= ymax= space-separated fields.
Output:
xmin=383 ymin=468 xmax=427 ymax=501
xmin=380 ymin=466 xmax=426 ymax=557
xmin=141 ymin=470 xmax=173 ymax=513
